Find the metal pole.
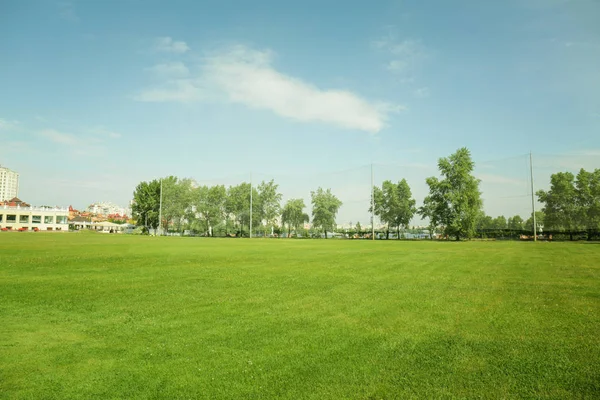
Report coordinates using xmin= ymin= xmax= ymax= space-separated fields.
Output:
xmin=371 ymin=163 xmax=375 ymax=241
xmin=530 ymin=152 xmax=536 ymax=242
xmin=158 ymin=178 xmax=163 ymax=236
xmin=249 ymin=173 xmax=253 ymax=239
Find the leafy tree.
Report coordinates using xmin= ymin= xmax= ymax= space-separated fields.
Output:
xmin=492 ymin=215 xmax=507 ymax=230
xmin=311 ymin=188 xmax=342 ymax=238
xmin=371 ymin=179 xmax=417 ymax=239
xmin=281 ymin=199 xmax=309 ymax=237
xmin=421 ymin=147 xmax=483 ymax=240
xmin=226 ymin=183 xmax=259 ymax=236
xmin=418 ymin=196 xmax=440 ymax=239
xmin=537 ymin=172 xmax=580 ymax=240
xmin=256 ymin=180 xmax=282 ymax=235
xmin=575 ymin=168 xmax=600 ymax=238
xmin=476 ymin=213 xmax=493 ymax=231
xmin=524 ymin=211 xmax=545 ymax=234
xmin=355 ymin=221 xmax=362 ymax=234
xmin=161 ymin=176 xmax=194 ymax=233
xmin=132 ymin=179 xmax=161 ymax=232
xmin=195 ymin=185 xmax=226 ymax=236
xmin=507 ymin=215 xmax=524 ymax=230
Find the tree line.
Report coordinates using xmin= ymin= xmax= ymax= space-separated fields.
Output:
xmin=132 ymin=178 xmax=343 ymax=237
xmin=131 ymin=148 xmax=599 ymax=240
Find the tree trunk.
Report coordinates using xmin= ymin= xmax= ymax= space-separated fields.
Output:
xmin=324 ymin=228 xmax=327 ymax=239
xmin=386 ymin=228 xmax=389 ymax=240
xmin=455 ymin=234 xmax=460 ymax=241
xmin=570 ymin=231 xmax=573 ymax=241
xmin=397 ymin=225 xmax=400 ymax=240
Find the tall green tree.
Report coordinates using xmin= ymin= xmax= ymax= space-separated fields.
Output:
xmin=132 ymin=179 xmax=161 ymax=232
xmin=311 ymin=188 xmax=343 ymax=238
xmin=161 ymin=176 xmax=194 ymax=233
xmin=492 ymin=215 xmax=508 ymax=230
xmin=537 ymin=172 xmax=580 ymax=239
xmin=420 ymin=147 xmax=483 ymax=240
xmin=225 ymin=183 xmax=259 ymax=236
xmin=256 ymin=179 xmax=282 ymax=235
xmin=575 ymin=168 xmax=600 ymax=238
xmin=476 ymin=213 xmax=493 ymax=231
xmin=195 ymin=185 xmax=226 ymax=236
xmin=525 ymin=211 xmax=545 ymax=234
xmin=281 ymin=198 xmax=309 ymax=237
xmin=371 ymin=179 xmax=416 ymax=239
xmin=418 ymin=196 xmax=440 ymax=239
xmin=507 ymin=215 xmax=524 ymax=230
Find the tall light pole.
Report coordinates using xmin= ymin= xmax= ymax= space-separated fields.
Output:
xmin=158 ymin=178 xmax=163 ymax=236
xmin=371 ymin=163 xmax=375 ymax=241
xmin=530 ymin=152 xmax=536 ymax=242
xmin=249 ymin=172 xmax=253 ymax=239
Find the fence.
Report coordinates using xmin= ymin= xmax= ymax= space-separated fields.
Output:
xmin=153 ymin=151 xmax=599 ymax=239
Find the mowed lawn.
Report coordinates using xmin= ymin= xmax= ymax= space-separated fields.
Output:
xmin=1 ymin=234 xmax=599 ymax=399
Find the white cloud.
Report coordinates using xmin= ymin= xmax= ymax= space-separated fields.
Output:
xmin=372 ymin=35 xmax=425 ymax=76
xmin=88 ymin=126 xmax=122 ymax=139
xmin=0 ymin=118 xmax=20 ymax=130
xmin=135 ymin=45 xmax=400 ymax=133
xmin=39 ymin=129 xmax=80 ymax=145
xmin=386 ymin=60 xmax=407 ymax=72
xmin=58 ymin=2 xmax=79 ymax=22
xmin=155 ymin=37 xmax=190 ymax=54
xmin=414 ymin=87 xmax=430 ymax=98
xmin=134 ymin=79 xmax=203 ymax=103
xmin=145 ymin=62 xmax=190 ymax=78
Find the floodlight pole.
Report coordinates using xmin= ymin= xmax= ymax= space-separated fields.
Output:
xmin=249 ymin=172 xmax=253 ymax=239
xmin=158 ymin=178 xmax=163 ymax=236
xmin=371 ymin=163 xmax=375 ymax=241
xmin=530 ymin=152 xmax=536 ymax=242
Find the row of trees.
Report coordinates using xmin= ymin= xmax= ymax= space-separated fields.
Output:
xmin=537 ymin=169 xmax=600 ymax=240
xmin=131 ymin=147 xmax=598 ymax=240
xmin=132 ymin=178 xmax=344 ymax=237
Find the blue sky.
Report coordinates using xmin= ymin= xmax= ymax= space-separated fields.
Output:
xmin=1 ymin=0 xmax=599 ymax=223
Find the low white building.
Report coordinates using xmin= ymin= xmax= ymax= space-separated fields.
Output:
xmin=0 ymin=205 xmax=69 ymax=231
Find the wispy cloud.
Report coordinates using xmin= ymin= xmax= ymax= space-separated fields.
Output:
xmin=0 ymin=118 xmax=20 ymax=130
xmin=372 ymin=34 xmax=426 ymax=76
xmin=88 ymin=126 xmax=122 ymax=139
xmin=58 ymin=2 xmax=79 ymax=22
xmin=145 ymin=62 xmax=190 ymax=78
xmin=135 ymin=45 xmax=402 ymax=133
xmin=155 ymin=37 xmax=190 ymax=54
xmin=39 ymin=129 xmax=80 ymax=145
xmin=414 ymin=87 xmax=430 ymax=98
xmin=134 ymin=79 xmax=202 ymax=103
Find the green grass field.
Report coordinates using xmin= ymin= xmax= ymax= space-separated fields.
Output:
xmin=1 ymin=234 xmax=599 ymax=399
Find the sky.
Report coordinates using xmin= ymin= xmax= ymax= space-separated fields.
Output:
xmin=1 ymin=0 xmax=599 ymax=224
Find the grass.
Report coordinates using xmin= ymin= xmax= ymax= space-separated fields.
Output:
xmin=1 ymin=233 xmax=599 ymax=399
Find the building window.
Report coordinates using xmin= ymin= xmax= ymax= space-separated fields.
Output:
xmin=32 ymin=215 xmax=41 ymax=224
xmin=44 ymin=215 xmax=54 ymax=224
xmin=19 ymin=215 xmax=29 ymax=223
xmin=0 ymin=214 xmax=3 ymax=222
xmin=6 ymin=214 xmax=16 ymax=223
xmin=56 ymin=216 xmax=67 ymax=224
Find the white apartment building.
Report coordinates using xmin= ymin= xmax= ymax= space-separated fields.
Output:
xmin=0 ymin=205 xmax=69 ymax=231
xmin=86 ymin=201 xmax=128 ymax=216
xmin=0 ymin=166 xmax=19 ymax=201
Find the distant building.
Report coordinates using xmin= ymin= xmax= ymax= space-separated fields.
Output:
xmin=86 ymin=201 xmax=128 ymax=217
xmin=0 ymin=200 xmax=69 ymax=231
xmin=0 ymin=166 xmax=19 ymax=201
